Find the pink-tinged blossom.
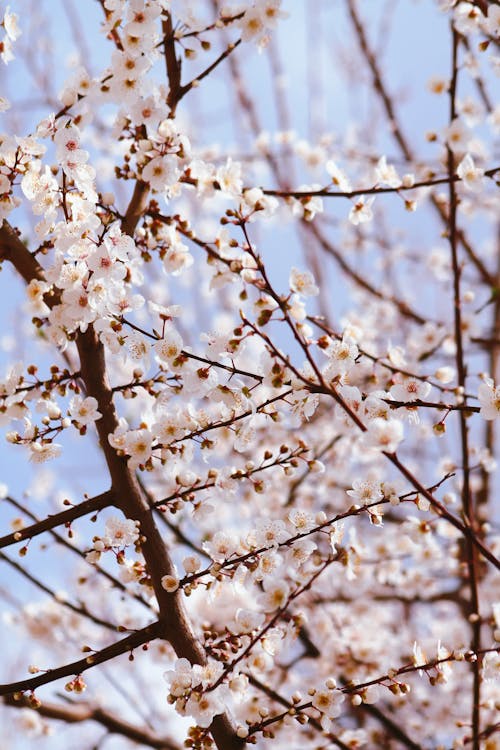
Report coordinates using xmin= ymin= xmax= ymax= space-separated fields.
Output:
xmin=484 ymin=5 xmax=500 ymax=37
xmin=28 ymin=441 xmax=62 ymax=463
xmin=241 ymin=187 xmax=278 ymax=218
xmin=374 ymin=156 xmax=401 ymax=188
xmin=104 ymin=515 xmax=140 ymax=547
xmin=164 ymin=658 xmax=196 ymax=697
xmin=349 ymin=196 xmax=375 ymax=225
xmin=326 ymin=160 xmax=352 ymax=192
xmin=216 ymin=157 xmax=243 ymax=196
xmin=253 ymin=519 xmax=289 ymax=548
xmin=347 ymin=479 xmax=383 ymax=504
xmin=203 ymin=531 xmax=240 ymax=562
xmin=122 ymin=428 xmax=153 ymax=469
xmin=228 ymin=608 xmax=265 ymax=635
xmin=154 ymin=327 xmax=183 ymax=364
xmin=453 ymin=2 xmax=483 ymax=34
xmin=153 ymin=412 xmax=185 ymax=444
xmin=142 ymin=155 xmax=180 ymax=193
xmin=259 ymin=576 xmax=290 ymax=611
xmin=184 ymin=688 xmax=226 ymax=728
xmin=312 ymin=680 xmax=345 ymax=731
xmin=288 ymin=508 xmax=316 ymax=533
xmin=161 ymin=574 xmax=179 ymax=592
xmin=362 ymin=418 xmax=404 ymax=453
xmin=390 ymin=377 xmax=432 ymax=402
xmin=478 ymin=379 xmax=500 ymax=420
xmin=3 ymin=7 xmax=21 ymax=41
xmin=456 ymin=153 xmax=485 ymax=192
xmin=68 ymin=396 xmax=102 ymax=426
xmin=237 ymin=1 xmax=287 ymax=49
xmin=335 ymin=385 xmax=363 ymax=428
xmin=289 ymin=267 xmax=319 ymax=297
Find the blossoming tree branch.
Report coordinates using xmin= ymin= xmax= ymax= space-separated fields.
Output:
xmin=0 ymin=0 xmax=499 ymax=748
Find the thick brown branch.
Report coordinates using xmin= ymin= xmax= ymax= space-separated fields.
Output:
xmin=0 ymin=222 xmax=46 ymax=284
xmin=0 ymin=491 xmax=114 ymax=550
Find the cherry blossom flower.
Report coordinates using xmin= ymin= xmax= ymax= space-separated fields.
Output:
xmin=104 ymin=516 xmax=140 ymax=547
xmin=289 ymin=267 xmax=319 ymax=297
xmin=347 ymin=479 xmax=383 ymax=504
xmin=456 ymin=153 xmax=485 ymax=192
xmin=164 ymin=658 xmax=196 ymax=697
xmin=28 ymin=442 xmax=62 ymax=463
xmin=184 ymin=689 xmax=226 ymax=728
xmin=259 ymin=576 xmax=290 ymax=611
xmin=154 ymin=327 xmax=183 ymax=364
xmin=142 ymin=155 xmax=180 ymax=194
xmin=68 ymin=396 xmax=102 ymax=427
xmin=3 ymin=7 xmax=21 ymax=41
xmin=216 ymin=158 xmax=243 ymax=196
xmin=228 ymin=608 xmax=265 ymax=635
xmin=361 ymin=418 xmax=404 ymax=453
xmin=161 ymin=574 xmax=179 ymax=592
xmin=122 ymin=428 xmax=153 ymax=469
xmin=326 ymin=160 xmax=352 ymax=192
xmin=478 ymin=379 xmax=500 ymax=420
xmin=203 ymin=531 xmax=240 ymax=562
xmin=349 ymin=196 xmax=375 ymax=225
xmin=312 ymin=682 xmax=345 ymax=727
xmin=374 ymin=156 xmax=401 ymax=188
xmin=390 ymin=377 xmax=432 ymax=402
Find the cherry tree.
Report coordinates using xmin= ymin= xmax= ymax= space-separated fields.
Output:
xmin=0 ymin=1 xmax=499 ymax=748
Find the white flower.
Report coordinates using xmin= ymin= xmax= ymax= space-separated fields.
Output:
xmin=3 ymin=7 xmax=21 ymax=42
xmin=184 ymin=688 xmax=225 ymax=728
xmin=29 ymin=442 xmax=62 ymax=463
xmin=347 ymin=479 xmax=383 ymax=504
xmin=288 ymin=509 xmax=316 ymax=533
xmin=390 ymin=377 xmax=432 ymax=403
xmin=68 ymin=396 xmax=102 ymax=426
xmin=154 ymin=327 xmax=183 ymax=364
xmin=362 ymin=418 xmax=404 ymax=453
xmin=122 ymin=428 xmax=153 ymax=469
xmin=454 ymin=2 xmax=483 ymax=35
xmin=375 ymin=156 xmax=401 ymax=188
xmin=312 ymin=685 xmax=344 ymax=719
xmin=161 ymin=574 xmax=179 ymax=592
xmin=241 ymin=187 xmax=278 ymax=217
xmin=254 ymin=519 xmax=289 ymax=547
xmin=478 ymin=379 xmax=500 ymax=420
xmin=229 ymin=608 xmax=265 ymax=635
xmin=443 ymin=118 xmax=468 ymax=151
xmin=322 ymin=336 xmax=358 ymax=381
xmin=484 ymin=5 xmax=500 ymax=37
xmin=216 ymin=158 xmax=242 ymax=196
xmin=481 ymin=651 xmax=500 ymax=682
xmin=203 ymin=531 xmax=239 ymax=562
xmin=164 ymin=658 xmax=195 ymax=697
xmin=104 ymin=515 xmax=140 ymax=547
xmin=326 ymin=160 xmax=352 ymax=192
xmin=289 ymin=267 xmax=319 ymax=297
xmin=259 ymin=577 xmax=290 ymax=611
xmin=456 ymin=153 xmax=485 ymax=192
xmin=182 ymin=555 xmax=201 ymax=574
xmin=142 ymin=155 xmax=180 ymax=193
xmin=348 ymin=196 xmax=375 ymax=225
xmin=237 ymin=8 xmax=266 ymax=42
xmin=427 ymin=75 xmax=448 ymax=95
